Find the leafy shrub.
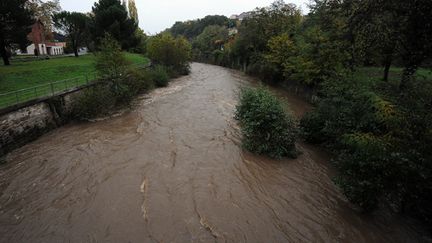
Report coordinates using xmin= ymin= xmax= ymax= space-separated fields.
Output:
xmin=72 ymin=85 xmax=115 ymax=119
xmin=108 ymin=80 xmax=134 ymax=105
xmin=333 ymin=133 xmax=396 ymax=211
xmin=146 ymin=33 xmax=191 ymax=74
xmin=150 ymin=65 xmax=169 ymax=87
xmin=95 ymin=34 xmax=130 ymax=80
xmin=300 ymin=111 xmax=326 ymax=144
xmin=301 ymin=76 xmax=432 ymax=223
xmin=300 ymin=77 xmax=394 ymax=145
xmin=72 ymin=35 xmax=153 ymax=119
xmin=235 ymin=87 xmax=298 ymax=159
xmin=124 ymin=68 xmax=154 ymax=94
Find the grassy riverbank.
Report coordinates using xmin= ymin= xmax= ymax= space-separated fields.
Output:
xmin=0 ymin=53 xmax=148 ymax=93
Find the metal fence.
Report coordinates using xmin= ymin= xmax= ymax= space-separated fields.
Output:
xmin=0 ymin=77 xmax=89 ymax=108
xmin=0 ymin=62 xmax=150 ymax=109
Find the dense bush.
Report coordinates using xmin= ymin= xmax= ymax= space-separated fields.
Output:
xmin=146 ymin=33 xmax=191 ymax=74
xmin=95 ymin=34 xmax=130 ymax=80
xmin=235 ymin=87 xmax=298 ymax=159
xmin=333 ymin=133 xmax=397 ymax=211
xmin=72 ymin=85 xmax=115 ymax=119
xmin=124 ymin=68 xmax=154 ymax=94
xmin=150 ymin=65 xmax=169 ymax=87
xmin=72 ymin=36 xmax=155 ymax=119
xmin=300 ymin=76 xmax=432 ymax=222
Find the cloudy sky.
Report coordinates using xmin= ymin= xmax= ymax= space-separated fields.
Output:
xmin=57 ymin=0 xmax=309 ymax=34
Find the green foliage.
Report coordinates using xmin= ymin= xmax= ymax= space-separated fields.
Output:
xmin=94 ymin=35 xmax=137 ymax=105
xmin=169 ymin=15 xmax=232 ymax=39
xmin=0 ymin=0 xmax=34 ymax=65
xmin=124 ymin=68 xmax=154 ymax=94
xmin=150 ymin=65 xmax=169 ymax=87
xmin=333 ymin=133 xmax=396 ymax=211
xmin=235 ymin=87 xmax=298 ymax=159
xmin=230 ymin=1 xmax=302 ymax=72
xmin=53 ymin=11 xmax=90 ymax=57
xmin=301 ymin=77 xmax=396 ymax=143
xmin=192 ymin=25 xmax=228 ymax=61
xmin=28 ymin=0 xmax=61 ymax=38
xmin=346 ymin=0 xmax=432 ymax=88
xmin=127 ymin=0 xmax=138 ymax=24
xmin=91 ymin=0 xmax=139 ymax=50
xmin=131 ymin=28 xmax=147 ymax=54
xmin=95 ymin=34 xmax=130 ymax=80
xmin=72 ymin=36 xmax=154 ymax=119
xmin=146 ymin=33 xmax=191 ymax=74
xmin=300 ymin=74 xmax=432 ymax=223
xmin=72 ymin=84 xmax=116 ymax=119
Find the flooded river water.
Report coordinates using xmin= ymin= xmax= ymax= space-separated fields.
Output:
xmin=0 ymin=63 xmax=424 ymax=242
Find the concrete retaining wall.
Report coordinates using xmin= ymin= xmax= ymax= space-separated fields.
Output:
xmin=0 ymin=86 xmax=87 ymax=157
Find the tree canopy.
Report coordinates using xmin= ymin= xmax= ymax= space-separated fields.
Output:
xmin=54 ymin=11 xmax=90 ymax=57
xmin=28 ymin=0 xmax=61 ymax=39
xmin=169 ymin=15 xmax=233 ymax=39
xmin=91 ymin=0 xmax=139 ymax=50
xmin=0 ymin=0 xmax=34 ymax=65
xmin=146 ymin=33 xmax=191 ymax=74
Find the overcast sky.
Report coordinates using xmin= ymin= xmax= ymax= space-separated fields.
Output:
xmin=57 ymin=0 xmax=309 ymax=34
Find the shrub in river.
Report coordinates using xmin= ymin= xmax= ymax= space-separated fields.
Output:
xmin=150 ymin=65 xmax=169 ymax=87
xmin=235 ymin=87 xmax=298 ymax=159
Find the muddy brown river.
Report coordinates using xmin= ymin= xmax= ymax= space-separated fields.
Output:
xmin=0 ymin=63 xmax=425 ymax=242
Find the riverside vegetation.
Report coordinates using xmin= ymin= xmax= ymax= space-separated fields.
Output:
xmin=168 ymin=0 xmax=432 ymax=229
xmin=235 ymin=87 xmax=298 ymax=159
xmin=72 ymin=33 xmax=191 ymax=120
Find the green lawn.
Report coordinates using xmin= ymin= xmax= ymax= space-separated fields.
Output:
xmin=0 ymin=53 xmax=148 ymax=108
xmin=354 ymin=66 xmax=432 ymax=85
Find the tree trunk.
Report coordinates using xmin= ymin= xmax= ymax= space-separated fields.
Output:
xmin=383 ymin=57 xmax=392 ymax=82
xmin=73 ymin=40 xmax=79 ymax=57
xmin=381 ymin=43 xmax=395 ymax=82
xmin=1 ymin=45 xmax=10 ymax=66
xmin=400 ymin=66 xmax=417 ymax=91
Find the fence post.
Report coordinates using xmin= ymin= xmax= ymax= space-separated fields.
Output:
xmin=86 ymin=74 xmax=89 ymax=85
xmin=15 ymin=92 xmax=19 ymax=104
xmin=64 ymin=79 xmax=68 ymax=90
xmin=50 ymin=83 xmax=54 ymax=96
xmin=34 ymin=87 xmax=37 ymax=97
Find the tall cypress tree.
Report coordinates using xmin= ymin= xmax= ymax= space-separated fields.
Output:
xmin=128 ymin=0 xmax=138 ymax=25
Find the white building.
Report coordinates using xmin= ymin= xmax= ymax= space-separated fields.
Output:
xmin=26 ymin=43 xmax=64 ymax=56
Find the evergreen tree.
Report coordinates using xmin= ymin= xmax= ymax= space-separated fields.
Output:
xmin=91 ymin=0 xmax=138 ymax=50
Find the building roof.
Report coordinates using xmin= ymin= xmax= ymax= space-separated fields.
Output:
xmin=53 ymin=32 xmax=66 ymax=42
